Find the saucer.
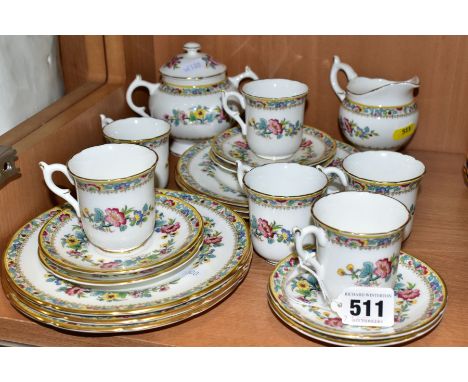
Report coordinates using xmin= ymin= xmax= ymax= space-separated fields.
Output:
xmin=210 ymin=125 xmax=336 ymax=168
xmin=269 ymin=253 xmax=447 ymax=342
xmin=4 ymin=190 xmax=251 ymax=316
xmin=176 ymin=142 xmax=248 ymax=207
xmin=39 ymin=194 xmax=203 ymax=275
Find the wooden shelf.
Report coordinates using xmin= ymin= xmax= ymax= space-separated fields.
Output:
xmin=0 ymin=149 xmax=466 ymax=346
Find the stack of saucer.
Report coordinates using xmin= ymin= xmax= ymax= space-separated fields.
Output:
xmin=268 ymin=253 xmax=447 ymax=346
xmin=176 ymin=125 xmax=348 ymax=220
xmin=2 ymin=190 xmax=252 ymax=333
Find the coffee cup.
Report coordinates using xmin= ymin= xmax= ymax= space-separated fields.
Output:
xmin=222 ymin=79 xmax=308 ymax=160
xmin=40 ymin=144 xmax=158 ymax=252
xmin=294 ymin=191 xmax=410 ymax=302
xmin=237 ymin=161 xmax=347 ymax=263
xmin=101 ymin=115 xmax=171 ymax=188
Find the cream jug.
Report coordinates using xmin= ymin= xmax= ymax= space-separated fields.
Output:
xmin=330 ymin=56 xmax=420 ymax=151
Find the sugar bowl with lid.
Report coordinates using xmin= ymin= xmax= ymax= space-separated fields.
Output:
xmin=126 ymin=42 xmax=259 ymax=155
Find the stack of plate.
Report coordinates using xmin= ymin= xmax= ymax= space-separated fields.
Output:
xmin=2 ymin=190 xmax=252 ymax=333
xmin=268 ymin=253 xmax=447 ymax=346
xmin=176 ymin=125 xmax=355 ymax=220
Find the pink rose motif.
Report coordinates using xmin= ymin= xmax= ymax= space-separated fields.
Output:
xmin=416 ymin=264 xmax=428 ymax=275
xmin=59 ymin=213 xmax=71 ymax=222
xmin=397 ymin=289 xmax=420 ymax=300
xmin=234 ymin=140 xmax=248 ymax=149
xmin=374 ymin=258 xmax=392 ymax=279
xmin=104 ymin=208 xmax=126 ymax=227
xmin=300 ymin=139 xmax=312 ymax=148
xmin=257 ymin=218 xmax=274 ymax=239
xmin=324 ymin=317 xmax=343 ymax=328
xmin=100 ymin=261 xmax=120 ymax=269
xmin=65 ymin=286 xmax=85 ymax=296
xmin=204 ymin=236 xmax=223 ymax=245
xmin=164 ymin=199 xmax=176 ymax=206
xmin=161 ymin=222 xmax=181 ymax=234
xmin=267 ymin=119 xmax=283 ymax=135
xmin=342 ymin=118 xmax=353 ymax=134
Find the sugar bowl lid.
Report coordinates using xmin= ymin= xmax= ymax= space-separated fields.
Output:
xmin=160 ymin=42 xmax=226 ymax=79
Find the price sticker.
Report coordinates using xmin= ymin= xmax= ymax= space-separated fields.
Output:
xmin=393 ymin=123 xmax=416 ymax=141
xmin=330 ymin=287 xmax=394 ymax=327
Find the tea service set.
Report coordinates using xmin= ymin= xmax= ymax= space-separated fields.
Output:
xmin=2 ymin=42 xmax=447 ymax=345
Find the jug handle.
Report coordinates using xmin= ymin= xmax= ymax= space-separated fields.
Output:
xmin=126 ymin=74 xmax=160 ymax=118
xmin=330 ymin=56 xmax=357 ymax=102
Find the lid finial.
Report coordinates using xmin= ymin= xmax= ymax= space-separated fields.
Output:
xmin=183 ymin=42 xmax=201 ymax=55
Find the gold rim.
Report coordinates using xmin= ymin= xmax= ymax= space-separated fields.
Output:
xmin=342 ymin=157 xmax=426 ymax=186
xmin=5 ymin=264 xmax=250 ymax=333
xmin=67 ymin=144 xmax=158 ymax=184
xmin=268 ymin=293 xmax=443 ymax=346
xmin=37 ymin=238 xmax=203 ymax=286
xmin=2 ymin=259 xmax=250 ymax=325
xmin=268 ymin=253 xmax=448 ymax=340
xmin=208 ymin=150 xmax=236 ymax=173
xmin=311 ymin=190 xmax=411 ymax=239
xmin=3 ymin=195 xmax=252 ymax=316
xmin=162 ymin=79 xmax=227 ymax=89
xmin=242 ymin=163 xmax=330 ymax=201
xmin=104 ymin=130 xmax=170 ymax=145
xmin=38 ymin=196 xmax=204 ymax=274
xmin=161 ymin=71 xmax=226 ymax=81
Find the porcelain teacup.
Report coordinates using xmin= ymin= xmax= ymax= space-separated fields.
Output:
xmin=237 ymin=161 xmax=348 ymax=264
xmin=341 ymin=151 xmax=425 ymax=239
xmin=222 ymin=79 xmax=308 ymax=160
xmin=294 ymin=191 xmax=410 ymax=303
xmin=101 ymin=115 xmax=171 ymax=188
xmin=40 ymin=144 xmax=158 ymax=252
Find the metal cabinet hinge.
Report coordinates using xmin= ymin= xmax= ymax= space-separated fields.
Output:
xmin=0 ymin=145 xmax=20 ymax=188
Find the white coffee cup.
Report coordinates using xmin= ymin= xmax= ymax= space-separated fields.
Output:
xmin=101 ymin=115 xmax=171 ymax=188
xmin=294 ymin=191 xmax=410 ymax=302
xmin=222 ymin=79 xmax=308 ymax=160
xmin=237 ymin=161 xmax=347 ymax=264
xmin=40 ymin=144 xmax=158 ymax=252
xmin=341 ymin=151 xmax=425 ymax=239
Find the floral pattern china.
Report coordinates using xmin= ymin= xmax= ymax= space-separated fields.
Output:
xmin=269 ymin=253 xmax=447 ymax=340
xmin=39 ymin=194 xmax=203 ymax=274
xmin=210 ymin=125 xmax=336 ymax=168
xmin=4 ymin=190 xmax=251 ymax=315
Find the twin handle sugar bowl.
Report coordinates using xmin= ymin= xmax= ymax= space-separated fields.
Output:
xmin=237 ymin=161 xmax=348 ymax=264
xmin=39 ymin=144 xmax=158 ymax=252
xmin=294 ymin=191 xmax=410 ymax=302
xmin=330 ymin=55 xmax=420 ymax=151
xmin=126 ymin=42 xmax=259 ymax=155
xmin=223 ymin=79 xmax=308 ymax=160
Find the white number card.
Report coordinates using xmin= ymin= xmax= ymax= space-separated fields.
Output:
xmin=330 ymin=287 xmax=395 ymax=327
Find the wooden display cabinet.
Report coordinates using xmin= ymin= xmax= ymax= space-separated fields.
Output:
xmin=0 ymin=36 xmax=466 ymax=346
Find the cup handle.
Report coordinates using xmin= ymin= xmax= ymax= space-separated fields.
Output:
xmin=329 ymin=55 xmax=357 ymax=102
xmin=228 ymin=66 xmax=259 ymax=89
xmin=39 ymin=162 xmax=80 ymax=217
xmin=293 ymin=225 xmax=331 ymax=303
xmin=236 ymin=160 xmax=253 ymax=192
xmin=126 ymin=74 xmax=160 ymax=118
xmin=316 ymin=165 xmax=349 ymax=193
xmin=100 ymin=114 xmax=114 ymax=128
xmin=222 ymin=91 xmax=247 ymax=136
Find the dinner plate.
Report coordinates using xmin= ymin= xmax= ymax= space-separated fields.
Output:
xmin=3 ymin=190 xmax=251 ymax=316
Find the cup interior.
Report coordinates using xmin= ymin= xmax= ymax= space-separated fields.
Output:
xmin=103 ymin=117 xmax=170 ymax=141
xmin=68 ymin=144 xmax=157 ymax=180
xmin=244 ymin=163 xmax=327 ymax=197
xmin=343 ymin=151 xmax=425 ymax=182
xmin=243 ymin=79 xmax=308 ymax=99
xmin=312 ymin=191 xmax=409 ymax=234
